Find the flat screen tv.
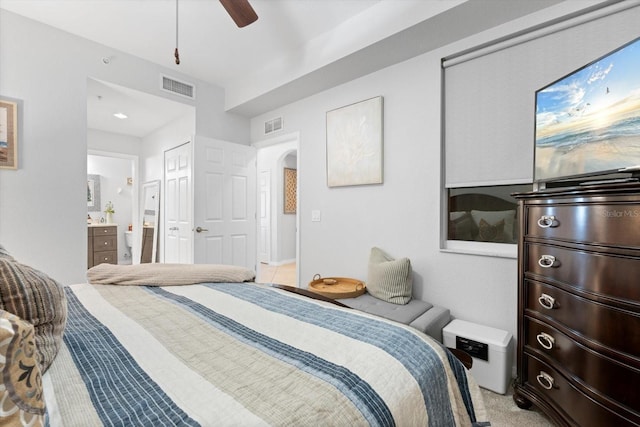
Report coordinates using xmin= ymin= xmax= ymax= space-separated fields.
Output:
xmin=534 ymin=36 xmax=640 ymax=184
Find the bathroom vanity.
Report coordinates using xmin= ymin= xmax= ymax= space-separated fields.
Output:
xmin=88 ymin=224 xmax=118 ymax=268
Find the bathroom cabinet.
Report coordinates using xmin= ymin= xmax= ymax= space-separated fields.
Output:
xmin=88 ymin=225 xmax=117 ymax=268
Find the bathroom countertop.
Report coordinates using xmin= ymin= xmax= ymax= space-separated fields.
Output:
xmin=88 ymin=223 xmax=118 ymax=227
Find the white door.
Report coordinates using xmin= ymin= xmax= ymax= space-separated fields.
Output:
xmin=193 ymin=136 xmax=257 ymax=270
xmin=258 ymin=170 xmax=271 ymax=264
xmin=164 ymin=142 xmax=193 ymax=263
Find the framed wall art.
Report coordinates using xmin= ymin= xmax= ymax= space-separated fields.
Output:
xmin=283 ymin=167 xmax=297 ymax=214
xmin=0 ymin=99 xmax=18 ymax=170
xmin=326 ymin=96 xmax=383 ymax=187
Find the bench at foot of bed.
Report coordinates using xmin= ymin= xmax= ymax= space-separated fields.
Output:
xmin=337 ymin=293 xmax=451 ymax=343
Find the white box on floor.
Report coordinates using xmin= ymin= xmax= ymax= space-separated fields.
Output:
xmin=443 ymin=319 xmax=513 ymax=394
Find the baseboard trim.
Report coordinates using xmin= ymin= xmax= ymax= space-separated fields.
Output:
xmin=265 ymin=259 xmax=296 ymax=267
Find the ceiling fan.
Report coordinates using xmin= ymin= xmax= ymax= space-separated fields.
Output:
xmin=174 ymin=0 xmax=258 ymax=64
xmin=219 ymin=0 xmax=259 ymax=28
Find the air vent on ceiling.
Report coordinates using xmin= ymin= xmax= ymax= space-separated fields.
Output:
xmin=161 ymin=75 xmax=195 ymax=99
xmin=264 ymin=117 xmax=283 ymax=135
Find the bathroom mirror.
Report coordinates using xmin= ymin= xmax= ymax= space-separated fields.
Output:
xmin=140 ymin=180 xmax=160 ymax=263
xmin=87 ymin=174 xmax=101 ymax=212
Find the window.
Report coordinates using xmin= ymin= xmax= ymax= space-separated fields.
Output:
xmin=440 ymin=4 xmax=638 ymax=257
xmin=443 ymin=184 xmax=531 ymax=258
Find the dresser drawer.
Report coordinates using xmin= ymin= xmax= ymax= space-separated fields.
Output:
xmin=93 ymin=235 xmax=117 ymax=251
xmin=525 ymin=317 xmax=640 ymax=411
xmin=525 ymin=280 xmax=640 ymax=358
xmin=524 ymin=355 xmax=638 ymax=427
xmin=525 ymin=243 xmax=640 ymax=304
xmin=93 ymin=251 xmax=116 ymax=265
xmin=526 ymin=204 xmax=640 ymax=247
xmin=91 ymin=226 xmax=117 ymax=236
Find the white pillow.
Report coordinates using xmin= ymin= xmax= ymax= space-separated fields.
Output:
xmin=470 ymin=210 xmax=516 ymax=243
xmin=449 ymin=211 xmax=467 ymax=221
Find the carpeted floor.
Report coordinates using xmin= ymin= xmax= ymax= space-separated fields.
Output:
xmin=481 ymin=386 xmax=553 ymax=426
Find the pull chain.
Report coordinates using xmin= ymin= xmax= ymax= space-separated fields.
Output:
xmin=174 ymin=0 xmax=180 ymax=64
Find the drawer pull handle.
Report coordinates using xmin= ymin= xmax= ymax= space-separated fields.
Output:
xmin=536 ymin=371 xmax=555 ymax=390
xmin=538 ymin=255 xmax=556 ymax=268
xmin=104 ymin=242 xmax=108 ymax=245
xmin=537 ymin=215 xmax=556 ymax=228
xmin=538 ymin=293 xmax=556 ymax=310
xmin=536 ymin=332 xmax=555 ymax=350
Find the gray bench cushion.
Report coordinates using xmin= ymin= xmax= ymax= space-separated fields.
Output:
xmin=337 ymin=293 xmax=451 ymax=342
xmin=338 ymin=293 xmax=432 ymax=324
xmin=408 ymin=305 xmax=450 ymax=343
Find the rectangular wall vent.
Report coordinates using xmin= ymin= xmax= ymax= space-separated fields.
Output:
xmin=264 ymin=117 xmax=283 ymax=134
xmin=161 ymin=75 xmax=195 ymax=99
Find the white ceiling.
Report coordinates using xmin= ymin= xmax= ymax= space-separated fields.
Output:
xmin=1 ymin=0 xmax=570 ymax=137
xmin=87 ymin=78 xmax=195 ymax=138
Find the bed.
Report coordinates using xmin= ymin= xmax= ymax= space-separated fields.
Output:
xmin=0 ymin=254 xmax=489 ymax=427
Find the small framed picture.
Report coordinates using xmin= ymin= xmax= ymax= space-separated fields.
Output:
xmin=284 ymin=168 xmax=297 ymax=214
xmin=0 ymin=99 xmax=18 ymax=170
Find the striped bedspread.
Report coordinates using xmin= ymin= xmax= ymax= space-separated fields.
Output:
xmin=43 ymin=282 xmax=488 ymax=427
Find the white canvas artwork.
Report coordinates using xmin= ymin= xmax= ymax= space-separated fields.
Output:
xmin=326 ymin=96 xmax=383 ymax=187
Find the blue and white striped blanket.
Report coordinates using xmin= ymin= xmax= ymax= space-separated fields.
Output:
xmin=43 ymin=282 xmax=488 ymax=426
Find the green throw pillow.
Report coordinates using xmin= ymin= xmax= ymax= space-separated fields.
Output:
xmin=367 ymin=247 xmax=412 ymax=305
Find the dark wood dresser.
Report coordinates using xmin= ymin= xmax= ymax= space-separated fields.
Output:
xmin=88 ymin=225 xmax=118 ymax=268
xmin=514 ymin=183 xmax=640 ymax=427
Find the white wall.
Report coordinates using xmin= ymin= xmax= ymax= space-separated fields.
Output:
xmin=0 ymin=10 xmax=248 ymax=284
xmin=252 ymin=54 xmax=493 ymax=326
xmin=88 ymin=129 xmax=141 ymax=157
xmin=259 ymin=53 xmax=517 ymax=334
xmin=249 ymin=3 xmax=640 ymax=340
xmin=247 ymin=32 xmax=514 ymax=338
xmin=141 ymin=113 xmax=195 ymax=184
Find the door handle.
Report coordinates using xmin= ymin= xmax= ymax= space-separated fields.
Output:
xmin=195 ymin=226 xmax=209 ymax=233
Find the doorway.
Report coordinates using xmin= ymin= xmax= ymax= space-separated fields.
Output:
xmin=87 ymin=151 xmax=139 ymax=264
xmin=164 ymin=137 xmax=258 ymax=270
xmin=255 ymin=133 xmax=300 ymax=286
xmin=86 ymin=77 xmax=195 ymax=265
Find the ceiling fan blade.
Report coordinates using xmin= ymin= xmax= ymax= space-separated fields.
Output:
xmin=219 ymin=0 xmax=258 ymax=28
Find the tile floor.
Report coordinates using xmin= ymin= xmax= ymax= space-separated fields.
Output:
xmin=256 ymin=262 xmax=297 ymax=286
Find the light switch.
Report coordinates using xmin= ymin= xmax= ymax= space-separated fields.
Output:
xmin=311 ymin=210 xmax=321 ymax=222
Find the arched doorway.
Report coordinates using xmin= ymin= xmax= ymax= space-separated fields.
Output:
xmin=255 ymin=133 xmax=299 ymax=286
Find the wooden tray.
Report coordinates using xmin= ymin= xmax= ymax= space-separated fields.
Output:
xmin=308 ymin=275 xmax=366 ymax=299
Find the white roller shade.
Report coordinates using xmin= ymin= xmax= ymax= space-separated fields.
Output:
xmin=443 ymin=3 xmax=640 ymax=188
